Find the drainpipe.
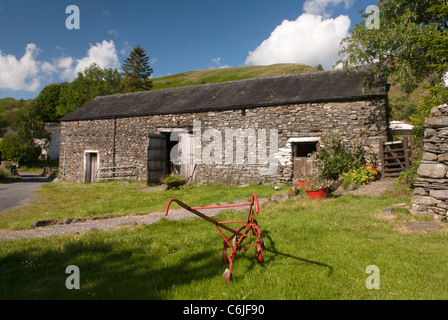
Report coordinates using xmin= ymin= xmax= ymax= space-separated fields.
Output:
xmin=112 ymin=117 xmax=116 ymax=177
xmin=61 ymin=144 xmax=66 ymax=181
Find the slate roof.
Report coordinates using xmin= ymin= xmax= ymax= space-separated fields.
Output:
xmin=61 ymin=68 xmax=387 ymax=122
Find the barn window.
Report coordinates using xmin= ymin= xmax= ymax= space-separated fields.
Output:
xmin=292 ymin=142 xmax=318 ymax=157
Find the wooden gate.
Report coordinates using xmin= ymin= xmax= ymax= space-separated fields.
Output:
xmin=147 ymin=134 xmax=167 ymax=183
xmin=379 ymin=137 xmax=410 ymax=177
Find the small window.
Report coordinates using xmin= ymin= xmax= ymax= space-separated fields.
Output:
xmin=293 ymin=142 xmax=318 ymax=157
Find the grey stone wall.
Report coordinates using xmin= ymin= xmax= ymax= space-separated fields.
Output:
xmin=59 ymin=98 xmax=387 ymax=184
xmin=413 ymin=104 xmax=448 ymax=221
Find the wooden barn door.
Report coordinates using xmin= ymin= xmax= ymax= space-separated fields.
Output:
xmin=85 ymin=152 xmax=98 ymax=183
xmin=292 ymin=142 xmax=319 ymax=181
xmin=147 ymin=134 xmax=167 ymax=183
xmin=178 ymin=133 xmax=196 ymax=181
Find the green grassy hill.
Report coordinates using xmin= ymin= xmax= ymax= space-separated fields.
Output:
xmin=0 ymin=97 xmax=27 ymax=115
xmin=151 ymin=63 xmax=316 ymax=90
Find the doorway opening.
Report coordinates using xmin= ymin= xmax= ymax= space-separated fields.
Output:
xmin=85 ymin=151 xmax=99 ymax=183
xmin=292 ymin=139 xmax=320 ymax=182
xmin=147 ymin=130 xmax=196 ymax=184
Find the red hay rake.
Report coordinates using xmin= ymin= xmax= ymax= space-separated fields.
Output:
xmin=164 ymin=194 xmax=265 ymax=284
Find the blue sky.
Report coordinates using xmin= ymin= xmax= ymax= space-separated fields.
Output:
xmin=0 ymin=0 xmax=376 ymax=100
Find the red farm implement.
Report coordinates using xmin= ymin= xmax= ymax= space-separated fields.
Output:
xmin=164 ymin=194 xmax=265 ymax=284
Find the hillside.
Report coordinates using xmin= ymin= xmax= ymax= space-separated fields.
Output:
xmin=0 ymin=97 xmax=27 ymax=115
xmin=151 ymin=64 xmax=316 ymax=90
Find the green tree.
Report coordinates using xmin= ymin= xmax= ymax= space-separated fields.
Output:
xmin=121 ymin=45 xmax=153 ymax=92
xmin=338 ymin=0 xmax=447 ymax=91
xmin=338 ymin=0 xmax=448 ymax=136
xmin=0 ymin=100 xmax=49 ymax=164
xmin=57 ymin=63 xmax=123 ymax=117
xmin=36 ymin=82 xmax=69 ymax=122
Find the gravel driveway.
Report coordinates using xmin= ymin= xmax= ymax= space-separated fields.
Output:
xmin=0 ymin=198 xmax=269 ymax=241
xmin=0 ymin=173 xmax=51 ymax=213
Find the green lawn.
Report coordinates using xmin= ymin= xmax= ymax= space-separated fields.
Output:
xmin=0 ymin=181 xmax=285 ymax=230
xmin=1 ymin=183 xmax=447 ymax=300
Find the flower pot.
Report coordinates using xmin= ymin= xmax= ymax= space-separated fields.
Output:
xmin=306 ymin=187 xmax=329 ymax=199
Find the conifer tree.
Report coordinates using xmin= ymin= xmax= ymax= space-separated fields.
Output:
xmin=122 ymin=45 xmax=153 ymax=92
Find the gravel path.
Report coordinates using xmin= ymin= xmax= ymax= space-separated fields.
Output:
xmin=0 ymin=198 xmax=269 ymax=241
xmin=334 ymin=177 xmax=398 ymax=197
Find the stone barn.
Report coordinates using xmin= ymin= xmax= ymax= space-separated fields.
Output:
xmin=59 ymin=69 xmax=389 ymax=184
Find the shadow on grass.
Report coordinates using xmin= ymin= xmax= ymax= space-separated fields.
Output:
xmin=262 ymin=230 xmax=334 ymax=277
xmin=0 ymin=235 xmax=230 ymax=299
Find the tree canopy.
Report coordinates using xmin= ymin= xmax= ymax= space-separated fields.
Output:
xmin=338 ymin=0 xmax=448 ymax=136
xmin=338 ymin=0 xmax=447 ymax=93
xmin=57 ymin=63 xmax=123 ymax=117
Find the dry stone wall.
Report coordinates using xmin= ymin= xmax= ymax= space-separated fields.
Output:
xmin=413 ymin=104 xmax=448 ymax=221
xmin=59 ymin=98 xmax=387 ymax=184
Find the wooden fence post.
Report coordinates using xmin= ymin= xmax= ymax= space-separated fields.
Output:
xmin=403 ymin=136 xmax=410 ymax=172
xmin=379 ymin=139 xmax=385 ymax=175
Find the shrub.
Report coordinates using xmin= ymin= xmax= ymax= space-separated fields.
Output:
xmin=398 ymin=159 xmax=420 ymax=189
xmin=314 ymin=134 xmax=366 ymax=180
xmin=343 ymin=166 xmax=379 ymax=186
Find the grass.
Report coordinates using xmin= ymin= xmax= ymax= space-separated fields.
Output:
xmin=1 ymin=182 xmax=447 ymax=300
xmin=0 ymin=181 xmax=286 ymax=230
xmin=151 ymin=64 xmax=315 ymax=90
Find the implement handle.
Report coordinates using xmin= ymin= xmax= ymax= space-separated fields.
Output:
xmin=164 ymin=198 xmax=242 ymax=236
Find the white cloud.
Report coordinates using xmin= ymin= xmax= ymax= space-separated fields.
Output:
xmin=0 ymin=43 xmax=41 ymax=91
xmin=303 ymin=0 xmax=355 ymax=17
xmin=0 ymin=40 xmax=121 ymax=92
xmin=245 ymin=13 xmax=351 ymax=70
xmin=212 ymin=57 xmax=230 ymax=69
xmin=107 ymin=29 xmax=119 ymax=37
xmin=58 ymin=40 xmax=120 ymax=80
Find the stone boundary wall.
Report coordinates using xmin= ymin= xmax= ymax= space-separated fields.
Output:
xmin=59 ymin=98 xmax=387 ymax=184
xmin=413 ymin=104 xmax=448 ymax=221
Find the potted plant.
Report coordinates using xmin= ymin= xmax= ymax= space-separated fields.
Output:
xmin=296 ymin=177 xmax=307 ymax=188
xmin=303 ymin=176 xmax=331 ymax=199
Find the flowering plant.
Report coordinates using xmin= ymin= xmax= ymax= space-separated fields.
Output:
xmin=303 ymin=175 xmax=332 ymax=191
xmin=344 ymin=165 xmax=378 ymax=186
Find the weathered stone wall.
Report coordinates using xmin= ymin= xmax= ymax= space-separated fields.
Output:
xmin=413 ymin=104 xmax=448 ymax=221
xmin=59 ymin=98 xmax=387 ymax=184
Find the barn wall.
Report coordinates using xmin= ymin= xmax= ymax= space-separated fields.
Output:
xmin=59 ymin=98 xmax=387 ymax=184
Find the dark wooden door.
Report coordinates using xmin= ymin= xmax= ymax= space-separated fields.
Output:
xmin=147 ymin=134 xmax=167 ymax=183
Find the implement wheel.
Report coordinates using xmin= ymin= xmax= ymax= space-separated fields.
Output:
xmin=222 ymin=242 xmax=230 ymax=264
